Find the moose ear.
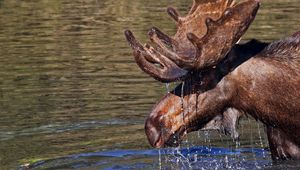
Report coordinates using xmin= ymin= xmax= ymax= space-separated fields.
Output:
xmin=125 ymin=0 xmax=259 ymax=82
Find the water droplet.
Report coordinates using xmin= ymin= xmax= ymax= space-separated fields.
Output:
xmin=165 ymin=83 xmax=170 ymax=93
xmin=158 ymin=149 xmax=162 ymax=170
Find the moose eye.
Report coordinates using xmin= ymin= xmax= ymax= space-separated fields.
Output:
xmin=224 ymin=9 xmax=232 ymax=17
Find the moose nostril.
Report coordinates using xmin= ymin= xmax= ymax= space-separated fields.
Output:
xmin=145 ymin=118 xmax=163 ymax=148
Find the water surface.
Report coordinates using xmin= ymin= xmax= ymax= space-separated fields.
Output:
xmin=0 ymin=0 xmax=299 ymax=169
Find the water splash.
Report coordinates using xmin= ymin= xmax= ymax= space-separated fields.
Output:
xmin=180 ymin=81 xmax=185 ymax=111
xmin=248 ymin=118 xmax=261 ymax=169
xmin=224 ymin=155 xmax=230 ymax=169
xmin=165 ymin=83 xmax=170 ymax=94
xmin=158 ymin=149 xmax=162 ymax=170
xmin=164 ymin=80 xmax=266 ymax=169
xmin=24 ymin=146 xmax=273 ymax=169
xmin=257 ymin=122 xmax=267 ymax=158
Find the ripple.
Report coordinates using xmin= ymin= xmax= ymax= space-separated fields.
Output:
xmin=23 ymin=146 xmax=273 ymax=170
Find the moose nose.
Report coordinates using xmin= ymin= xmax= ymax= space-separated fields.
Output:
xmin=145 ymin=117 xmax=164 ymax=148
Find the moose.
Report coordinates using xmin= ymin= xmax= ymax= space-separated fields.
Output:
xmin=125 ymin=0 xmax=300 ymax=160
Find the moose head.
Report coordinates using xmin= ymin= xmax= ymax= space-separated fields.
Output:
xmin=125 ymin=0 xmax=260 ymax=148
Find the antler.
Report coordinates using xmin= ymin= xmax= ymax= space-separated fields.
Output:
xmin=125 ymin=0 xmax=260 ymax=83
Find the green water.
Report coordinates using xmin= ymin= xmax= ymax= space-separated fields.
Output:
xmin=0 ymin=0 xmax=299 ymax=169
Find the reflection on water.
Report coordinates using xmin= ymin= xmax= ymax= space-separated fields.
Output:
xmin=0 ymin=0 xmax=299 ymax=169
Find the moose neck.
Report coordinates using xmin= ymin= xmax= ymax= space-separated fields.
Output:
xmin=185 ymin=39 xmax=269 ymax=93
xmin=218 ymin=39 xmax=269 ymax=77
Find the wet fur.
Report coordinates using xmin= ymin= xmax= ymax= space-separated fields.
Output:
xmin=194 ymin=33 xmax=300 ymax=159
xmin=145 ymin=33 xmax=300 ymax=160
xmin=144 ymin=39 xmax=268 ymax=147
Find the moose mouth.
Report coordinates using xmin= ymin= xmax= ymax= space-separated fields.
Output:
xmin=147 ymin=122 xmax=219 ymax=148
xmin=145 ymin=108 xmax=242 ymax=148
xmin=166 ymin=126 xmax=209 ymax=147
xmin=145 ymin=116 xmax=210 ymax=148
xmin=145 ymin=119 xmax=187 ymax=148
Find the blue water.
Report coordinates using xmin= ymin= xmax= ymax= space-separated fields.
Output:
xmin=23 ymin=146 xmax=272 ymax=169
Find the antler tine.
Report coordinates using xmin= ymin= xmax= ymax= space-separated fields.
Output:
xmin=191 ymin=0 xmax=260 ymax=69
xmin=168 ymin=0 xmax=235 ymax=27
xmin=189 ymin=0 xmax=234 ymax=15
xmin=148 ymin=27 xmax=195 ymax=68
xmin=167 ymin=7 xmax=181 ymax=24
xmin=148 ymin=29 xmax=176 ymax=58
xmin=148 ymin=27 xmax=177 ymax=49
xmin=125 ymin=0 xmax=259 ymax=82
xmin=125 ymin=30 xmax=188 ymax=82
xmin=173 ymin=0 xmax=237 ymax=52
xmin=189 ymin=0 xmax=206 ymax=15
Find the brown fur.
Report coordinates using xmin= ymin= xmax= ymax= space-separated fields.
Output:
xmin=144 ymin=35 xmax=300 ymax=160
xmin=125 ymin=0 xmax=300 ymax=160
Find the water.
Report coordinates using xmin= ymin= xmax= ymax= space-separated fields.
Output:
xmin=0 ymin=0 xmax=299 ymax=169
xmin=22 ymin=146 xmax=271 ymax=169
